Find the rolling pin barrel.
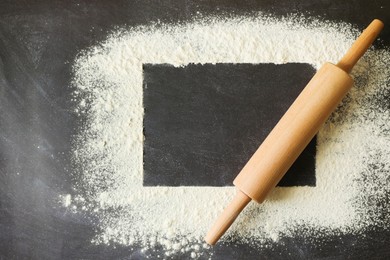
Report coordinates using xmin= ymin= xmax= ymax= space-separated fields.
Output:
xmin=233 ymin=63 xmax=353 ymax=202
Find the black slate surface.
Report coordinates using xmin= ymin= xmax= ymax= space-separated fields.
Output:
xmin=0 ymin=0 xmax=389 ymax=259
xmin=143 ymin=63 xmax=317 ymax=187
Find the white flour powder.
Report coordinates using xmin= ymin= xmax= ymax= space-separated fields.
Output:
xmin=66 ymin=15 xmax=390 ymax=257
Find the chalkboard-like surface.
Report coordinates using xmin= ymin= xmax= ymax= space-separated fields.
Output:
xmin=143 ymin=63 xmax=317 ymax=186
xmin=0 ymin=0 xmax=389 ymax=259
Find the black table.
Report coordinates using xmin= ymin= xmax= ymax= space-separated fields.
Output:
xmin=1 ymin=1 xmax=389 ymax=259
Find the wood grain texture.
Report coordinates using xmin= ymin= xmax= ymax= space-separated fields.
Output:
xmin=204 ymin=189 xmax=251 ymax=245
xmin=234 ymin=63 xmax=353 ymax=202
xmin=337 ymin=19 xmax=384 ymax=73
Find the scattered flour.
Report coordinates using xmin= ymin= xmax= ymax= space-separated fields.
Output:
xmin=67 ymin=14 xmax=390 ymax=257
xmin=63 ymin=194 xmax=72 ymax=207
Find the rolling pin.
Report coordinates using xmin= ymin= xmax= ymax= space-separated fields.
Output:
xmin=204 ymin=19 xmax=384 ymax=245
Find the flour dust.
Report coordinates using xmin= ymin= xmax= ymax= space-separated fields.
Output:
xmin=63 ymin=15 xmax=390 ymax=258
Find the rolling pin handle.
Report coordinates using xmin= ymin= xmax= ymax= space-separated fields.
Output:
xmin=204 ymin=189 xmax=251 ymax=245
xmin=337 ymin=19 xmax=384 ymax=73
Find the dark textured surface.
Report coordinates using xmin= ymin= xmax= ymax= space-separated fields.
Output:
xmin=143 ymin=63 xmax=317 ymax=187
xmin=0 ymin=0 xmax=389 ymax=259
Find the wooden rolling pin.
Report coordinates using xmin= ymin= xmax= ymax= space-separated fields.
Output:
xmin=205 ymin=19 xmax=384 ymax=245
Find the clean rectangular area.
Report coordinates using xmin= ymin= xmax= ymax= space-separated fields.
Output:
xmin=143 ymin=63 xmax=317 ymax=186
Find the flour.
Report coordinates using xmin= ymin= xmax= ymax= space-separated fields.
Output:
xmin=67 ymin=15 xmax=390 ymax=257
